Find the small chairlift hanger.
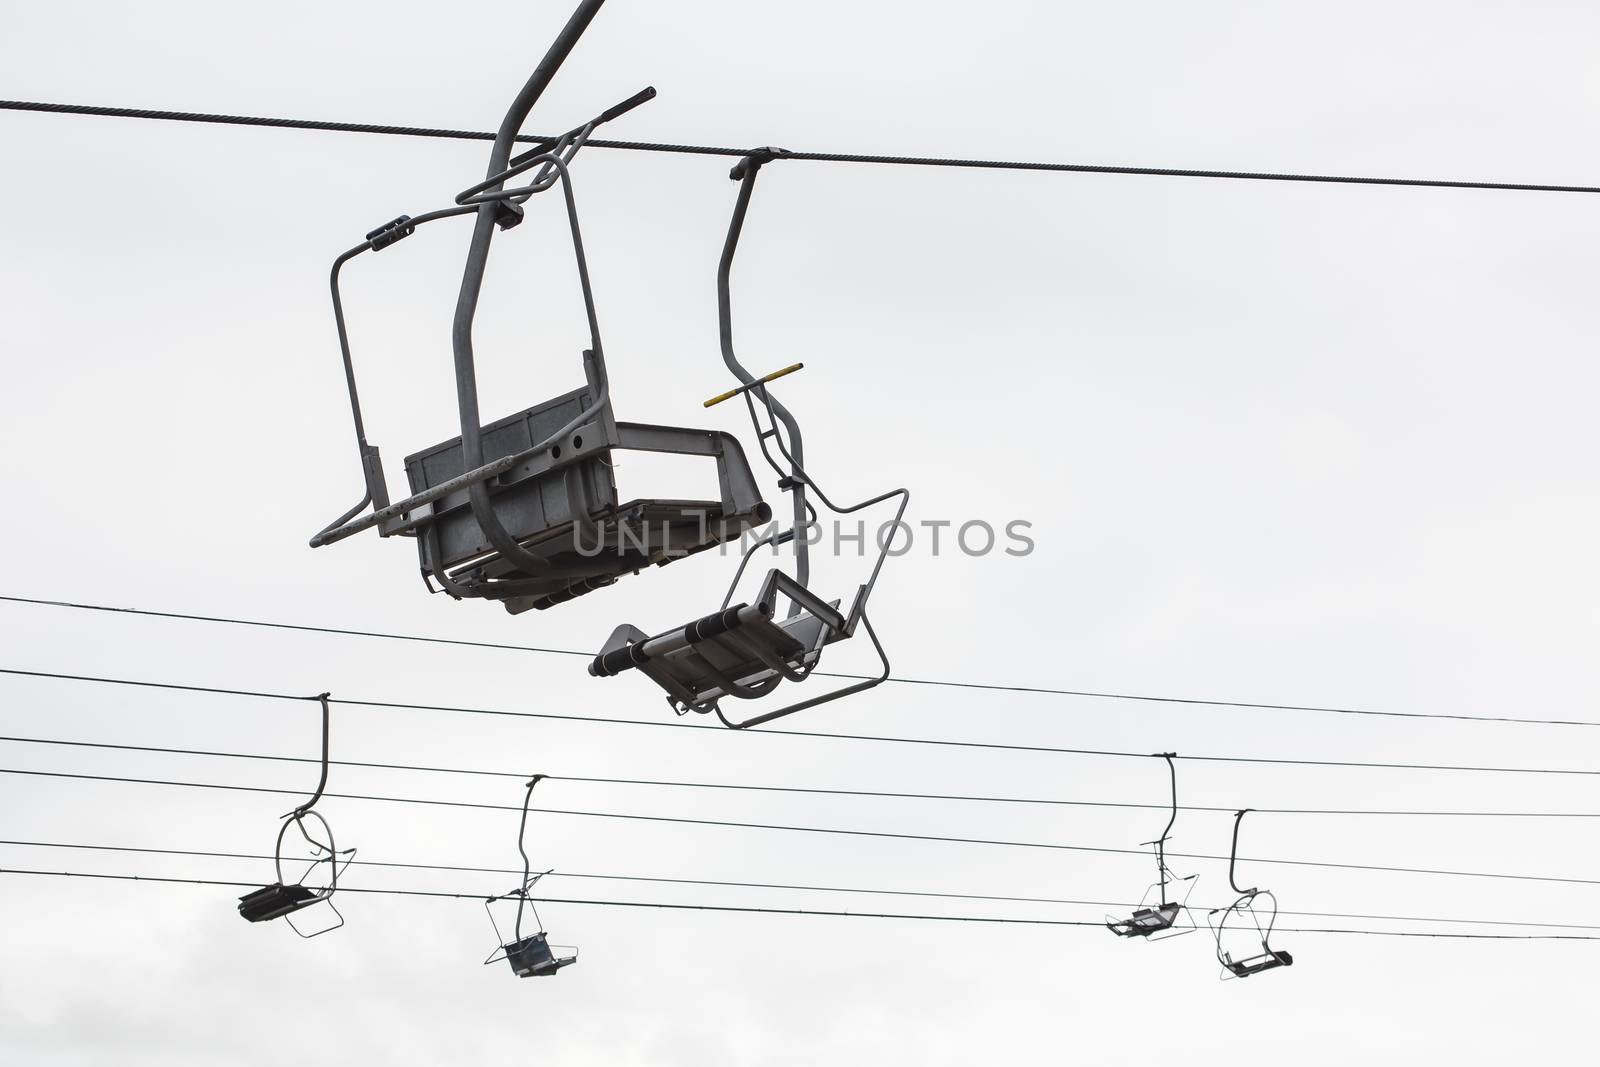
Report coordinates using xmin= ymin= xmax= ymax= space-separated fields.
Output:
xmin=483 ymin=775 xmax=578 ymax=979
xmin=237 ymin=693 xmax=356 ymax=937
xmin=1106 ymin=753 xmax=1198 ymax=940
xmin=309 ymin=0 xmax=770 ymax=615
xmin=1207 ymin=809 xmax=1294 ymax=979
xmin=589 ymin=147 xmax=912 ymax=729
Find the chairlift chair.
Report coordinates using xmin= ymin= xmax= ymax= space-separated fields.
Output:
xmin=1107 ymin=753 xmax=1198 ymax=939
xmin=483 ymin=775 xmax=578 ymax=979
xmin=237 ymin=694 xmax=356 ymax=937
xmin=238 ymin=882 xmax=323 ymax=924
xmin=1109 ymin=902 xmax=1185 ymax=938
xmin=310 ymin=3 xmax=770 ymax=614
xmin=589 ymin=149 xmax=911 ymax=729
xmin=501 ymin=929 xmax=577 ymax=978
xmin=1217 ymin=920 xmax=1293 ymax=978
xmin=1208 ymin=809 xmax=1294 ymax=978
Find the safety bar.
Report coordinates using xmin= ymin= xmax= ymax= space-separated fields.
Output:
xmin=311 ymin=454 xmax=519 ymax=548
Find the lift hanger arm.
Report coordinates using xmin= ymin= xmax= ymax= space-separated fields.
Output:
xmin=449 ymin=0 xmax=610 ymax=585
xmin=514 ymin=774 xmax=548 ymax=941
xmin=1228 ymin=808 xmax=1256 ymax=896
xmin=717 ymin=154 xmax=911 ymax=633
xmin=286 ymin=693 xmax=332 ymax=818
xmin=1141 ymin=753 xmax=1178 ymax=905
xmin=718 ymin=152 xmax=811 ymax=596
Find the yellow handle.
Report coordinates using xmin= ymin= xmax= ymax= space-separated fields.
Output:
xmin=702 ymin=386 xmax=743 ymax=409
xmin=704 ymin=362 xmax=805 ymax=408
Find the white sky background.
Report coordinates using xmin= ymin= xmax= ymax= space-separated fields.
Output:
xmin=2 ymin=0 xmax=1599 ymax=1062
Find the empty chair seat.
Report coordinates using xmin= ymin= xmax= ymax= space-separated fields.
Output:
xmin=238 ymin=882 xmax=322 ymax=924
xmin=403 ymin=373 xmax=770 ymax=612
xmin=1107 ymin=903 xmax=1182 ymax=938
xmin=503 ymin=932 xmax=578 ymax=978
xmin=590 ymin=569 xmax=845 ymax=713
xmin=1222 ymin=949 xmax=1294 ymax=978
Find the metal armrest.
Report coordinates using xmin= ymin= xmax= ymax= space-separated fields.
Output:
xmin=615 ymin=422 xmax=765 ymax=520
xmin=714 ymin=613 xmax=892 ymax=730
xmin=757 ymin=569 xmax=846 ymax=635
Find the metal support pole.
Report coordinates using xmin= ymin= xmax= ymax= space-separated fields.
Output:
xmin=451 ymin=0 xmax=608 ymax=577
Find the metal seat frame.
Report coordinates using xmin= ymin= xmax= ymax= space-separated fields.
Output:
xmin=483 ymin=775 xmax=578 ymax=979
xmin=237 ymin=693 xmax=356 ymax=938
xmin=1208 ymin=809 xmax=1294 ymax=979
xmin=589 ymin=149 xmax=910 ymax=729
xmin=1107 ymin=753 xmax=1198 ymax=940
xmin=309 ymin=10 xmax=768 ymax=613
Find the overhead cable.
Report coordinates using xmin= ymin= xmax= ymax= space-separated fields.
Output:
xmin=7 ymin=733 xmax=1600 ymax=820
xmin=7 ymin=665 xmax=1600 ymax=777
xmin=2 ymin=595 xmax=1591 ymax=729
xmin=4 ymin=99 xmax=1599 ymax=196
xmin=10 ymin=838 xmax=1600 ymax=933
xmin=10 ymin=766 xmax=1600 ymax=888
xmin=5 ymin=867 xmax=1598 ymax=940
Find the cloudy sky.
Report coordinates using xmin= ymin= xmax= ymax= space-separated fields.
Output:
xmin=3 ymin=1 xmax=1599 ymax=1063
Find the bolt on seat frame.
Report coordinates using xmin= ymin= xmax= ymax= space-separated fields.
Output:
xmin=483 ymin=775 xmax=577 ymax=979
xmin=589 ymin=149 xmax=911 ymax=729
xmin=309 ymin=1 xmax=769 ymax=613
xmin=1207 ymin=809 xmax=1294 ymax=978
xmin=237 ymin=694 xmax=356 ymax=937
xmin=1107 ymin=753 xmax=1198 ymax=939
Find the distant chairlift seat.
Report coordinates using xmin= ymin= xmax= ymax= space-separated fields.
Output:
xmin=1107 ymin=755 xmax=1196 ymax=942
xmin=1221 ymin=947 xmax=1294 ymax=978
xmin=502 ymin=932 xmax=578 ymax=978
xmin=1107 ymin=902 xmax=1183 ymax=938
xmin=237 ymin=696 xmax=352 ymax=936
xmin=483 ymin=776 xmax=577 ymax=981
xmin=1210 ymin=812 xmax=1293 ymax=980
xmin=238 ymin=882 xmax=325 ymax=924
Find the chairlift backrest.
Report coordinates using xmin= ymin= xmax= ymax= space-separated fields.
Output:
xmin=1222 ymin=947 xmax=1294 ymax=978
xmin=405 ymin=381 xmax=617 ymax=573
